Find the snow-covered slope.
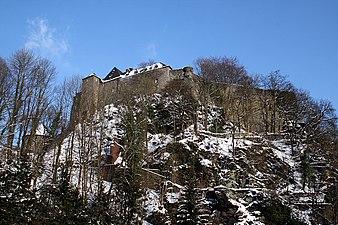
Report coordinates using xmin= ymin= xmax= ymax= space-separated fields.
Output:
xmin=41 ymin=94 xmax=334 ymax=225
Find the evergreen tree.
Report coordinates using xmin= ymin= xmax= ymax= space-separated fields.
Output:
xmin=40 ymin=165 xmax=88 ymax=224
xmin=261 ymin=199 xmax=306 ymax=225
xmin=176 ymin=152 xmax=199 ymax=225
xmin=88 ymin=188 xmax=114 ymax=224
xmin=0 ymin=155 xmax=37 ymax=224
xmin=111 ymin=99 xmax=147 ymax=224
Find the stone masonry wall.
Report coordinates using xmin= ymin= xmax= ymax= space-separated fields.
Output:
xmin=70 ymin=66 xmax=192 ymax=125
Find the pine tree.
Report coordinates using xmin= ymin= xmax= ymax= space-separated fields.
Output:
xmin=88 ymin=186 xmax=114 ymax=224
xmin=40 ymin=165 xmax=88 ymax=224
xmin=176 ymin=152 xmax=199 ymax=225
xmin=0 ymin=155 xmax=37 ymax=224
xmin=111 ymin=99 xmax=147 ymax=224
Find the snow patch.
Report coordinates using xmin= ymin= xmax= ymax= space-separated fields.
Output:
xmin=147 ymin=133 xmax=173 ymax=153
xmin=36 ymin=124 xmax=46 ymax=135
xmin=229 ymin=199 xmax=264 ymax=225
xmin=166 ymin=192 xmax=180 ymax=204
xmin=200 ymin=158 xmax=213 ymax=167
xmin=144 ymin=189 xmax=166 ymax=215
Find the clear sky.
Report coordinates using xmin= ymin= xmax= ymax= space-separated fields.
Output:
xmin=1 ymin=0 xmax=338 ymax=111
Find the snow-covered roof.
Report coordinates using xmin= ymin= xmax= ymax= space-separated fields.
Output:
xmin=83 ymin=63 xmax=171 ymax=82
xmin=127 ymin=63 xmax=168 ymax=76
xmin=103 ymin=62 xmax=171 ymax=82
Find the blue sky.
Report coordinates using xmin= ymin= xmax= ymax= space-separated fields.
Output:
xmin=1 ymin=0 xmax=338 ymax=111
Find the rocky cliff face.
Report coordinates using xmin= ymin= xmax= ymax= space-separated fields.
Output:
xmin=42 ymin=89 xmax=337 ymax=224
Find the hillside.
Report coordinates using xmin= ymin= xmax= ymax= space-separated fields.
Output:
xmin=38 ymin=91 xmax=336 ymax=224
xmin=0 ymin=59 xmax=337 ymax=224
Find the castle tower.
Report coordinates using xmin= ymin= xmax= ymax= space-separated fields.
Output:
xmin=80 ymin=73 xmax=101 ymax=120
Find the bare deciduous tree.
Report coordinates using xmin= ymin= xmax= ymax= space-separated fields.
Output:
xmin=259 ymin=71 xmax=294 ymax=133
xmin=3 ymin=49 xmax=56 ymax=155
xmin=195 ymin=56 xmax=251 ymax=130
xmin=195 ymin=56 xmax=248 ymax=85
xmin=138 ymin=59 xmax=156 ymax=68
xmin=0 ymin=57 xmax=10 ymax=146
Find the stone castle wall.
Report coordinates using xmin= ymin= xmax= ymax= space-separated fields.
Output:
xmin=70 ymin=66 xmax=193 ymax=125
xmin=69 ymin=64 xmax=287 ymax=134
